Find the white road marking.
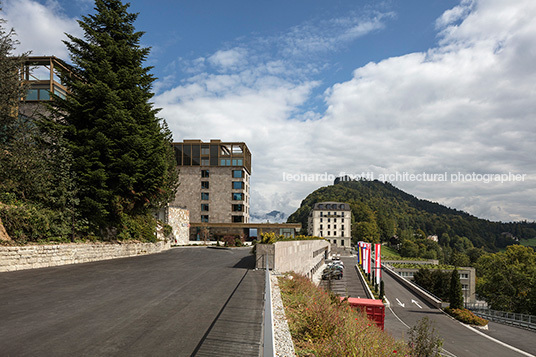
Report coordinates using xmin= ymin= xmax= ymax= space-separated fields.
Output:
xmin=460 ymin=323 xmax=536 ymax=357
xmin=396 ymin=298 xmax=405 ymax=308
xmin=387 ymin=303 xmax=457 ymax=357
xmin=411 ymin=299 xmax=422 ymax=309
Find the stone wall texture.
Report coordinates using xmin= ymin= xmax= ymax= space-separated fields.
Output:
xmin=0 ymin=241 xmax=171 ymax=272
xmin=256 ymin=240 xmax=330 ymax=278
xmin=168 ymin=207 xmax=190 ymax=245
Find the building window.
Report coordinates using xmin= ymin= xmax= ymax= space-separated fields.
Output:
xmin=232 ymin=193 xmax=244 ymax=200
xmin=341 ymin=240 xmax=344 ymax=246
xmin=201 ymin=215 xmax=209 ymax=222
xmin=232 ymin=159 xmax=243 ymax=166
xmin=459 ymin=273 xmax=469 ymax=279
xmin=320 ymin=218 xmax=323 ymax=222
xmin=462 ymin=284 xmax=469 ymax=291
xmin=232 ymin=215 xmax=244 ymax=223
xmin=201 ymin=159 xmax=209 ymax=166
xmin=334 ymin=218 xmax=337 ymax=222
xmin=341 ymin=225 xmax=344 ymax=230
xmin=201 ymin=170 xmax=210 ymax=178
xmin=334 ymin=225 xmax=337 ymax=229
xmin=220 ymin=158 xmax=231 ymax=166
xmin=232 ymin=204 xmax=244 ymax=212
xmin=233 ymin=170 xmax=243 ymax=178
xmin=342 ymin=218 xmax=344 ymax=222
xmin=320 ymin=231 xmax=323 ymax=236
xmin=320 ymin=224 xmax=323 ymax=229
xmin=201 ymin=192 xmax=209 ymax=200
xmin=201 ymin=181 xmax=209 ymax=189
xmin=232 ymin=181 xmax=244 ymax=189
xmin=201 ymin=204 xmax=209 ymax=211
xmin=201 ymin=146 xmax=210 ymax=155
xmin=320 ymin=212 xmax=323 ymax=217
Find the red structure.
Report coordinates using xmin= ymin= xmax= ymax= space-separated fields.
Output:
xmin=344 ymin=297 xmax=385 ymax=330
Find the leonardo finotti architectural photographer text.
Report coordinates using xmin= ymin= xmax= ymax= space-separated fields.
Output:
xmin=282 ymin=171 xmax=527 ymax=184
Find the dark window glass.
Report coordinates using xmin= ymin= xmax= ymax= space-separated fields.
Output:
xmin=201 ymin=159 xmax=209 ymax=166
xmin=201 ymin=192 xmax=209 ymax=200
xmin=201 ymin=146 xmax=210 ymax=155
xmin=201 ymin=170 xmax=209 ymax=178
xmin=232 ymin=215 xmax=244 ymax=223
xmin=232 ymin=181 xmax=244 ymax=189
xmin=232 ymin=193 xmax=243 ymax=201
xmin=39 ymin=89 xmax=50 ymax=100
xmin=191 ymin=145 xmax=200 ymax=165
xmin=201 ymin=204 xmax=209 ymax=211
xmin=26 ymin=89 xmax=38 ymax=100
xmin=201 ymin=181 xmax=209 ymax=189
xmin=232 ymin=204 xmax=243 ymax=212
xmin=183 ymin=145 xmax=191 ymax=165
xmin=201 ymin=215 xmax=209 ymax=223
xmin=174 ymin=145 xmax=183 ymax=165
xmin=232 ymin=170 xmax=243 ymax=178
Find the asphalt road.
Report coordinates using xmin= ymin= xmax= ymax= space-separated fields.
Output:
xmin=0 ymin=247 xmax=263 ymax=357
xmin=382 ymin=269 xmax=536 ymax=357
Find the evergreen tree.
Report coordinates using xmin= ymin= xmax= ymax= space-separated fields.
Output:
xmin=50 ymin=0 xmax=177 ymax=238
xmin=449 ymin=269 xmax=464 ymax=309
xmin=0 ymin=7 xmax=28 ymax=146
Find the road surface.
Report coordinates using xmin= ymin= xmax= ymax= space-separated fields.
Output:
xmin=382 ymin=268 xmax=536 ymax=357
xmin=0 ymin=247 xmax=263 ymax=357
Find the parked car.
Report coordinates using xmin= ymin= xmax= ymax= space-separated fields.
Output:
xmin=322 ymin=266 xmax=343 ymax=280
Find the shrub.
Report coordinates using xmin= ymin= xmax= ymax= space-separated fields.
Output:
xmin=444 ymin=307 xmax=488 ymax=326
xmin=279 ymin=273 xmax=410 ymax=356
xmin=408 ymin=317 xmax=443 ymax=357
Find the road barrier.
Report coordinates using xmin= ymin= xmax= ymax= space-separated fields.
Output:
xmin=262 ymin=256 xmax=275 ymax=357
xmin=382 ymin=263 xmax=442 ymax=309
xmin=466 ymin=304 xmax=536 ymax=331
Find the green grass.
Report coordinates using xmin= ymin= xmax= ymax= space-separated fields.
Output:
xmin=381 ymin=245 xmax=401 ymax=258
xmin=519 ymin=237 xmax=536 ymax=247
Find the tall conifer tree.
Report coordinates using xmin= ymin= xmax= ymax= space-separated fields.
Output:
xmin=51 ymin=0 xmax=177 ymax=238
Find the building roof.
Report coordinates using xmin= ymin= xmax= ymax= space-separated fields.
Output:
xmin=311 ymin=202 xmax=351 ymax=211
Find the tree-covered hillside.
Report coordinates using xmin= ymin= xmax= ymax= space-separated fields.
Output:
xmin=287 ymin=179 xmax=536 ymax=252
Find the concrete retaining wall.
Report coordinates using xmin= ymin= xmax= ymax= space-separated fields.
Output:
xmin=0 ymin=241 xmax=171 ymax=272
xmin=383 ymin=264 xmax=442 ymax=309
xmin=256 ymin=240 xmax=330 ymax=278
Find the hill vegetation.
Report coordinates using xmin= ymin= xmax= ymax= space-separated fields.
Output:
xmin=288 ymin=179 xmax=536 ymax=259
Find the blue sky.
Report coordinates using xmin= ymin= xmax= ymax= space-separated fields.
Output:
xmin=3 ymin=0 xmax=536 ymax=223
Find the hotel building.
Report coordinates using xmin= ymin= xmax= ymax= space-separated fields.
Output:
xmin=308 ymin=202 xmax=352 ymax=248
xmin=171 ymin=139 xmax=251 ymax=224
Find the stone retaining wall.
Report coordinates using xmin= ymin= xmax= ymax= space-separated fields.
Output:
xmin=0 ymin=241 xmax=171 ymax=272
xmin=256 ymin=240 xmax=330 ymax=278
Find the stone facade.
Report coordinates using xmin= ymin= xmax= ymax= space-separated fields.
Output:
xmin=0 ymin=241 xmax=170 ymax=272
xmin=168 ymin=207 xmax=190 ymax=245
xmin=172 ymin=165 xmax=250 ymax=224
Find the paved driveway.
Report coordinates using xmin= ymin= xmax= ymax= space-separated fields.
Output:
xmin=0 ymin=247 xmax=263 ymax=357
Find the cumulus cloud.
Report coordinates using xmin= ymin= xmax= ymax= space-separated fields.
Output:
xmin=1 ymin=0 xmax=82 ymax=58
xmin=157 ymin=0 xmax=536 ymax=222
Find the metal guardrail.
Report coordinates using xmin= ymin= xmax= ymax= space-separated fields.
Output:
xmin=263 ymin=256 xmax=275 ymax=357
xmin=465 ymin=304 xmax=536 ymax=331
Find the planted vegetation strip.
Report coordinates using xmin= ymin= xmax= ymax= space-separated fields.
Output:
xmin=278 ymin=273 xmax=409 ymax=356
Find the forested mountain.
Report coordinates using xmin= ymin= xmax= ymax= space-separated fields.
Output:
xmin=287 ymin=179 xmax=536 ymax=252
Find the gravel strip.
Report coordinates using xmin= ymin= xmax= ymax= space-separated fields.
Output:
xmin=270 ymin=273 xmax=296 ymax=357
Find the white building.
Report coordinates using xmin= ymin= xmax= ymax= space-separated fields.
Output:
xmin=308 ymin=202 xmax=352 ymax=248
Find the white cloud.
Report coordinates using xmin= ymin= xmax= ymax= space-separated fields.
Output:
xmin=208 ymin=48 xmax=248 ymax=71
xmin=2 ymin=0 xmax=82 ymax=58
xmin=157 ymin=0 xmax=536 ymax=222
